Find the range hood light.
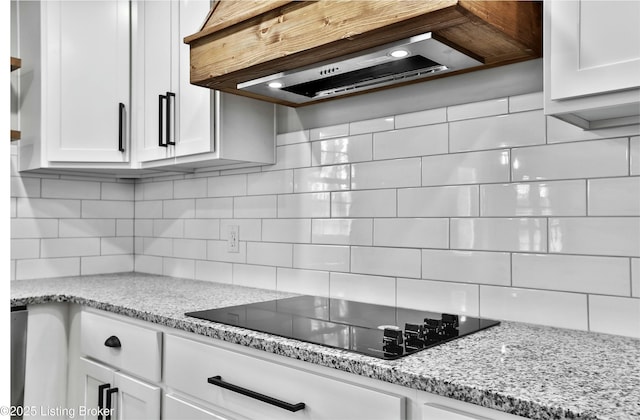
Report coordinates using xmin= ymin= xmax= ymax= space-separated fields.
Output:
xmin=389 ymin=49 xmax=409 ymax=58
xmin=267 ymin=81 xmax=284 ymax=89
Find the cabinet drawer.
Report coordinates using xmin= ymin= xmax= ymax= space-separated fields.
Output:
xmin=80 ymin=311 xmax=162 ymax=382
xmin=164 ymin=393 xmax=247 ymax=420
xmin=164 ymin=335 xmax=404 ymax=420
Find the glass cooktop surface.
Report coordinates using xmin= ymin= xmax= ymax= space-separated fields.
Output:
xmin=185 ymin=295 xmax=500 ymax=360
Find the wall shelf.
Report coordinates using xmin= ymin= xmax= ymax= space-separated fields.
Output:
xmin=11 ymin=130 xmax=21 ymax=141
xmin=11 ymin=56 xmax=21 ymax=71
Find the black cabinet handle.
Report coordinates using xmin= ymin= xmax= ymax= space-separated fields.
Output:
xmin=159 ymin=94 xmax=167 ymax=147
xmin=166 ymin=91 xmax=176 ymax=146
xmin=105 ymin=387 xmax=118 ymax=420
xmin=104 ymin=335 xmax=121 ymax=348
xmin=207 ymin=375 xmax=305 ymax=412
xmin=118 ymin=103 xmax=125 ymax=152
xmin=98 ymin=383 xmax=110 ymax=420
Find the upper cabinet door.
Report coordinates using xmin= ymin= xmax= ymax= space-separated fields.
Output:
xmin=548 ymin=0 xmax=640 ymax=100
xmin=46 ymin=0 xmax=130 ymax=162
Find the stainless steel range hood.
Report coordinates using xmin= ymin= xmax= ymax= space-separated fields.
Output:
xmin=237 ymin=32 xmax=482 ymax=105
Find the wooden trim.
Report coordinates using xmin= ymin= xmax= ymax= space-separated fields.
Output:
xmin=11 ymin=130 xmax=21 ymax=141
xmin=11 ymin=57 xmax=22 ymax=72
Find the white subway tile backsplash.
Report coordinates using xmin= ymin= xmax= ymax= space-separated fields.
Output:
xmin=451 ymin=218 xmax=547 ymax=252
xmin=351 ymin=158 xmax=421 ymax=190
xmin=350 ymin=116 xmax=394 ymax=135
xmin=480 ymin=286 xmax=588 ymax=330
xmin=395 ymin=107 xmax=447 ymax=129
xmin=546 ymin=116 xmax=640 ymax=144
xmin=373 ymin=124 xmax=448 ymax=160
xmin=82 ymin=255 xmax=133 ymax=275
xmin=450 ymin=111 xmax=545 ymax=152
xmin=195 ymin=260 xmax=233 ymax=283
xmin=11 ymin=177 xmax=40 ymax=198
xmin=398 ymin=186 xmax=479 ymax=217
xmin=589 ymin=296 xmax=640 ymax=338
xmin=332 ymin=190 xmax=396 ymax=218
xmin=549 ymin=217 xmax=640 ymax=257
xmin=632 ymin=259 xmax=640 ymax=298
xmin=351 ymin=247 xmax=421 ymax=278
xmin=397 ymin=278 xmax=479 ymax=316
xmin=278 ymin=193 xmax=331 ymax=218
xmin=310 ymin=124 xmax=349 ymax=141
xmin=17 ymin=198 xmax=81 ymax=218
xmin=143 ymin=237 xmax=173 ymax=257
xmin=153 ymin=219 xmax=184 ymax=238
xmin=59 ymin=219 xmax=115 ymax=237
xmin=134 ymin=219 xmax=153 ymax=237
xmin=277 ymin=130 xmax=310 ymax=146
xmin=11 ymin=239 xmax=40 ymax=260
xmin=16 ymin=257 xmax=80 ymax=280
xmin=173 ymin=239 xmax=207 ymax=260
xmin=134 ymin=255 xmax=163 ymax=275
xmin=311 ymin=134 xmax=373 ymax=166
xmin=41 ymin=179 xmax=101 ymax=200
xmin=294 ymin=165 xmax=350 ymax=193
xmin=82 ymin=200 xmax=134 ymax=219
xmin=312 ymin=219 xmax=372 ymax=246
xmin=448 ymin=98 xmax=508 ymax=121
xmin=480 ymin=180 xmax=587 ymax=216
xmin=173 ymin=178 xmax=208 ymax=199
xmin=293 ymin=244 xmax=350 ymax=272
xmin=208 ymin=174 xmax=247 ymax=197
xmin=11 ymin=219 xmax=58 ymax=238
xmin=220 ymin=219 xmax=262 ymax=241
xmin=234 ymin=195 xmax=277 ymax=218
xmin=374 ymin=218 xmax=448 ymax=248
xmin=422 ymin=250 xmax=511 ymax=286
xmin=101 ymin=237 xmax=133 ymax=255
xmin=265 ymin=143 xmax=311 ymax=171
xmin=512 ymin=139 xmax=629 ymax=181
xmin=248 ymin=170 xmax=294 ymax=195
xmin=330 ymin=272 xmax=396 ymax=306
xmin=41 ymin=238 xmax=100 ymax=258
xmin=631 ymin=137 xmax=640 ymax=175
xmin=184 ymin=219 xmax=220 ymax=240
xmin=143 ymin=181 xmax=173 ymax=200
xmin=101 ymin=182 xmax=135 ymax=201
xmin=195 ymin=197 xmax=233 ymax=219
xmin=422 ymin=150 xmax=510 ymax=186
xmin=513 ymin=253 xmax=630 ymax=295
xmin=588 ymin=177 xmax=640 ymax=216
xmin=163 ymin=199 xmax=195 ymax=219
xmin=207 ymin=240 xmax=247 ymax=263
xmin=11 ymin=198 xmax=16 ymax=218
xmin=135 ymin=201 xmax=162 ymax=219
xmin=163 ymin=258 xmax=195 ymax=279
xmin=233 ymin=264 xmax=277 ymax=289
xmin=276 ymin=268 xmax=329 ymax=297
xmin=263 ymin=219 xmax=311 ymax=243
xmin=508 ymin=92 xmax=543 ymax=113
xmin=247 ymin=242 xmax=293 ymax=267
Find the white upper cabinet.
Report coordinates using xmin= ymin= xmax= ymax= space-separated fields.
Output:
xmin=545 ymin=0 xmax=640 ymax=129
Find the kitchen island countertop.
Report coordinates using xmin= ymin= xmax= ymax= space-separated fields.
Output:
xmin=10 ymin=272 xmax=640 ymax=420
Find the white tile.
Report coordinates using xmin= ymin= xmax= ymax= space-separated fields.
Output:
xmin=184 ymin=219 xmax=220 ymax=240
xmin=207 ymin=240 xmax=247 ymax=263
xmin=331 ymin=190 xmax=396 ymax=218
xmin=509 ymin=92 xmax=543 ymax=112
xmin=134 ymin=219 xmax=153 ymax=237
xmin=397 ymin=278 xmax=480 ymax=316
xmin=398 ymin=186 xmax=479 ymax=217
xmin=134 ymin=255 xmax=164 ymax=275
xmin=330 ymin=272 xmax=396 ymax=306
xmin=134 ymin=183 xmax=144 ymax=201
xmin=143 ymin=181 xmax=173 ymax=200
xmin=631 ymin=259 xmax=639 ymax=298
xmin=480 ymin=286 xmax=588 ymax=330
xmin=82 ymin=200 xmax=134 ymax=219
xmin=512 ymin=139 xmax=629 ymax=181
xmin=395 ymin=107 xmax=447 ymax=129
xmin=450 ymin=110 xmax=545 ymax=152
xmin=11 ymin=198 xmax=16 ymax=218
xmin=153 ymin=219 xmax=184 ymax=238
xmin=16 ymin=257 xmax=80 ymax=280
xmin=589 ymin=296 xmax=640 ymax=338
xmin=195 ymin=260 xmax=233 ymax=283
xmin=277 ymin=130 xmax=310 ymax=146
xmin=278 ymin=193 xmax=331 ymax=218
xmin=294 ymin=165 xmax=350 ymax=193
xmin=422 ymin=250 xmax=510 ymax=286
xmin=293 ymin=244 xmax=350 ymax=272
xmin=135 ymin=237 xmax=144 ymax=254
xmin=174 ymin=178 xmax=208 ymax=199
xmin=163 ymin=258 xmax=195 ymax=279
xmin=11 ymin=219 xmax=58 ymax=238
xmin=101 ymin=237 xmax=133 ymax=255
xmin=135 ymin=201 xmax=162 ymax=219
xmin=17 ymin=198 xmax=81 ymax=218
xmin=195 ymin=197 xmax=233 ymax=218
xmin=263 ymin=219 xmax=311 ymax=243
xmin=11 ymin=239 xmax=40 ymax=260
xmin=248 ymin=171 xmax=294 ymax=195
xmin=451 ymin=218 xmax=547 ymax=252
xmin=234 ymin=195 xmax=277 ymax=218
xmin=350 ymin=116 xmax=395 ymax=135
xmin=264 ymin=143 xmax=311 ymax=171
xmin=310 ymin=124 xmax=349 ymax=141
xmin=143 ymin=237 xmax=173 ymax=257
xmin=276 ymin=268 xmax=330 ymax=297
xmin=59 ymin=219 xmax=116 ymax=237
xmin=220 ymin=219 xmax=262 ymax=241
xmin=101 ymin=182 xmax=134 ymax=201
xmin=81 ymin=255 xmax=134 ymax=275
xmin=374 ymin=218 xmax=448 ymax=248
xmin=116 ymin=219 xmax=134 ymax=237
xmin=448 ymin=98 xmax=508 ymax=121
xmin=173 ymin=238 xmax=207 ymax=260
xmin=631 ymin=137 xmax=640 ymax=175
xmin=163 ymin=199 xmax=195 ymax=219
xmin=311 ymin=134 xmax=373 ymax=166
xmin=513 ymin=253 xmax=630 ymax=295
xmin=352 ymin=158 xmax=421 ymax=190
xmin=422 ymin=150 xmax=510 ymax=186
xmin=247 ymin=242 xmax=293 ymax=267
xmin=546 ymin=116 xmax=640 ymax=144
xmin=549 ymin=217 xmax=640 ymax=257
xmin=207 ymin=174 xmax=247 ymax=197
xmin=233 ymin=264 xmax=277 ymax=289
xmin=11 ymin=177 xmax=41 ymax=198
xmin=481 ymin=180 xmax=587 ymax=216
xmin=588 ymin=177 xmax=640 ymax=216
xmin=373 ymin=124 xmax=448 ymax=160
xmin=312 ymin=219 xmax=372 ymax=246
xmin=41 ymin=238 xmax=100 ymax=258
xmin=41 ymin=179 xmax=101 ymax=200
xmin=351 ymin=247 xmax=421 ymax=278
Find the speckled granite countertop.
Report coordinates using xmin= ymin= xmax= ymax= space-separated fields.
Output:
xmin=10 ymin=273 xmax=640 ymax=420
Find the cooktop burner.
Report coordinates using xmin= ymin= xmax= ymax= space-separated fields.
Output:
xmin=185 ymin=295 xmax=500 ymax=360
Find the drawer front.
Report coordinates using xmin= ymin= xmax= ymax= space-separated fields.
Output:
xmin=164 ymin=393 xmax=247 ymax=420
xmin=164 ymin=335 xmax=404 ymax=420
xmin=81 ymin=311 xmax=162 ymax=382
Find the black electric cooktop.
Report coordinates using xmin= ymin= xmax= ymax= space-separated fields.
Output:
xmin=185 ymin=295 xmax=500 ymax=360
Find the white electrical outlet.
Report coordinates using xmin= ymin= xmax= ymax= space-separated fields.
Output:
xmin=227 ymin=225 xmax=239 ymax=253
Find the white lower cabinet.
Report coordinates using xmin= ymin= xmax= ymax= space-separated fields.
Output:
xmin=164 ymin=393 xmax=248 ymax=420
xmin=419 ymin=392 xmax=527 ymax=420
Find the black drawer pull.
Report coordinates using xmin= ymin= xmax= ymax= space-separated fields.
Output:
xmin=104 ymin=335 xmax=121 ymax=348
xmin=118 ymin=103 xmax=125 ymax=152
xmin=159 ymin=94 xmax=167 ymax=147
xmin=98 ymin=383 xmax=110 ymax=420
xmin=207 ymin=375 xmax=305 ymax=412
xmin=166 ymin=91 xmax=176 ymax=146
xmin=105 ymin=387 xmax=118 ymax=420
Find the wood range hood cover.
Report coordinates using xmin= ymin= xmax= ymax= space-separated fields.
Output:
xmin=185 ymin=0 xmax=542 ymax=107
